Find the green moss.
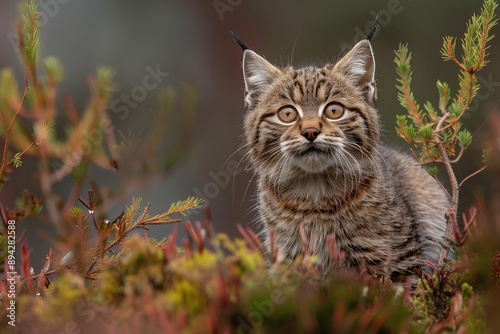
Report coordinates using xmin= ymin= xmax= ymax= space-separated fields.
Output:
xmin=163 ymin=279 xmax=205 ymax=315
xmin=5 ymin=228 xmax=498 ymax=333
xmin=462 ymin=282 xmax=474 ymax=299
xmin=25 ymin=272 xmax=87 ymax=325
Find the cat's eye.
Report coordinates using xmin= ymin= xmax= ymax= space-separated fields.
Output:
xmin=277 ymin=106 xmax=298 ymax=123
xmin=323 ymin=103 xmax=345 ymax=120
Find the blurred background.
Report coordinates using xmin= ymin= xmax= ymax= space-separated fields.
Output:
xmin=1 ymin=0 xmax=499 ymax=267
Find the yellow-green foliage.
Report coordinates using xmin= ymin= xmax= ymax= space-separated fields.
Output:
xmin=214 ymin=233 xmax=265 ymax=275
xmin=97 ymin=236 xmax=166 ymax=304
xmin=20 ymin=272 xmax=87 ymax=326
xmin=395 ymin=0 xmax=497 ymax=166
xmin=2 ymin=215 xmax=499 ymax=333
xmin=7 ymin=233 xmax=417 ymax=333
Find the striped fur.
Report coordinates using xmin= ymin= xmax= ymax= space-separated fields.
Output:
xmin=239 ymin=40 xmax=448 ymax=279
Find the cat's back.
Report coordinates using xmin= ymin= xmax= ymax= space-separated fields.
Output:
xmin=380 ymin=146 xmax=447 ymax=208
xmin=380 ymin=146 xmax=449 ymax=264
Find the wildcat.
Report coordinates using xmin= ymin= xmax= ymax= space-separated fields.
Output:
xmin=233 ymin=34 xmax=449 ymax=281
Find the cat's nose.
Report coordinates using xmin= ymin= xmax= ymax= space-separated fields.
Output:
xmin=302 ymin=127 xmax=320 ymax=142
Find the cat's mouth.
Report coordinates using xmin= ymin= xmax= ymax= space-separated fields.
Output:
xmin=290 ymin=144 xmax=335 ymax=173
xmin=298 ymin=145 xmax=329 ymax=156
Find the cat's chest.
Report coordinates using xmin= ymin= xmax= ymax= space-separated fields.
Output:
xmin=258 ymin=173 xmax=380 ymax=224
xmin=273 ymin=177 xmax=334 ymax=203
xmin=257 ymin=174 xmax=401 ymax=267
xmin=261 ymin=169 xmax=376 ymax=198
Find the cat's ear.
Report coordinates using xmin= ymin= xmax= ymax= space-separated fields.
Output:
xmin=242 ymin=50 xmax=280 ymax=108
xmin=335 ymin=40 xmax=377 ymax=102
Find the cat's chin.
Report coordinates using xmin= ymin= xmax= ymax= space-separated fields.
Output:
xmin=292 ymin=154 xmax=334 ymax=173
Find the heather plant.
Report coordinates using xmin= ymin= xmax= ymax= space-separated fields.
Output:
xmin=394 ymin=0 xmax=500 ymax=331
xmin=394 ymin=0 xmax=497 ymax=264
xmin=0 ymin=0 xmax=201 ymax=320
xmin=0 ymin=0 xmax=500 ymax=333
xmin=0 ymin=0 xmax=197 ymax=234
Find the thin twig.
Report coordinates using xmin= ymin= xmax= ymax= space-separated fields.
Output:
xmin=458 ymin=165 xmax=488 ymax=188
xmin=0 ymin=70 xmax=30 ymax=179
xmin=237 ymin=224 xmax=258 ymax=251
xmin=461 ymin=208 xmax=477 ymax=240
xmin=450 ymin=145 xmax=465 ymax=164
xmin=436 ymin=113 xmax=460 ymax=266
xmin=472 ymin=7 xmax=493 ymax=73
xmin=439 ymin=72 xmax=475 ymax=133
xmin=435 ymin=112 xmax=450 ymax=135
xmin=416 ymin=160 xmax=440 ymax=167
xmin=432 ymin=175 xmax=452 ymax=199
xmin=7 ymin=141 xmax=36 ymax=164
xmin=444 ymin=40 xmax=468 ymax=73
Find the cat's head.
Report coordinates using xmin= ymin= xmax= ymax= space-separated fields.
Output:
xmin=238 ymin=39 xmax=380 ymax=176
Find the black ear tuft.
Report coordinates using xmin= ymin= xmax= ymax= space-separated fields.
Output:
xmin=365 ymin=16 xmax=380 ymax=41
xmin=230 ymin=31 xmax=250 ymax=51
